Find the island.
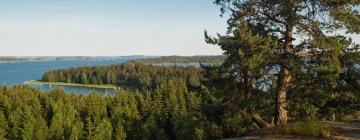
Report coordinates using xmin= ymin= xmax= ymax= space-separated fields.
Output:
xmin=24 ymin=80 xmax=117 ymax=89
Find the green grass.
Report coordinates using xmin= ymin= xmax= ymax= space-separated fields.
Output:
xmin=24 ymin=80 xmax=117 ymax=89
xmin=340 ymin=112 xmax=360 ymax=121
xmin=273 ymin=120 xmax=331 ymax=137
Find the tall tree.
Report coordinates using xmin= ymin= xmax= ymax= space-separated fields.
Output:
xmin=209 ymin=0 xmax=360 ymax=125
xmin=0 ymin=110 xmax=7 ymax=139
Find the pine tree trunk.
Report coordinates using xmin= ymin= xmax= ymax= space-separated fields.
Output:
xmin=251 ymin=112 xmax=271 ymax=128
xmin=243 ymin=70 xmax=251 ymax=99
xmin=275 ymin=26 xmax=293 ymax=125
xmin=275 ymin=66 xmax=291 ymax=125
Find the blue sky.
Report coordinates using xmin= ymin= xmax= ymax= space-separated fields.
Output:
xmin=0 ymin=0 xmax=227 ymax=56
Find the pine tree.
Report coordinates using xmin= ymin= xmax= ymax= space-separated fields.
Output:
xmin=49 ymin=102 xmax=65 ymax=140
xmin=113 ymin=124 xmax=126 ymax=140
xmin=92 ymin=119 xmax=112 ymax=140
xmin=209 ymin=0 xmax=360 ymax=125
xmin=21 ymin=107 xmax=36 ymax=140
xmin=0 ymin=110 xmax=8 ymax=139
xmin=8 ymin=108 xmax=23 ymax=140
xmin=81 ymin=73 xmax=88 ymax=84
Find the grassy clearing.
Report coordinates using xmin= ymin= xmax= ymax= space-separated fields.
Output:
xmin=24 ymin=80 xmax=117 ymax=89
xmin=273 ymin=120 xmax=331 ymax=138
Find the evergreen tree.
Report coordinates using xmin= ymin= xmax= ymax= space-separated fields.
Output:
xmin=113 ymin=124 xmax=126 ymax=140
xmin=208 ymin=0 xmax=360 ymax=125
xmin=8 ymin=108 xmax=23 ymax=139
xmin=92 ymin=119 xmax=112 ymax=140
xmin=81 ymin=73 xmax=88 ymax=84
xmin=21 ymin=107 xmax=36 ymax=140
xmin=0 ymin=110 xmax=7 ymax=139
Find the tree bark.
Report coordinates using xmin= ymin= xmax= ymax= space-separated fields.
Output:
xmin=243 ymin=70 xmax=251 ymax=99
xmin=251 ymin=112 xmax=271 ymax=128
xmin=275 ymin=66 xmax=291 ymax=125
xmin=275 ymin=26 xmax=293 ymax=125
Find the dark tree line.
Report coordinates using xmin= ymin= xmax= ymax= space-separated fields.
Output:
xmin=42 ymin=63 xmax=202 ymax=91
xmin=129 ymin=56 xmax=226 ymax=64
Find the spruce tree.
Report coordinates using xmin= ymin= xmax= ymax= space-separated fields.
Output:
xmin=0 ymin=110 xmax=8 ymax=139
xmin=208 ymin=0 xmax=360 ymax=125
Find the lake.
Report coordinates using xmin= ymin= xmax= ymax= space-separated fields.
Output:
xmin=0 ymin=57 xmax=140 ymax=95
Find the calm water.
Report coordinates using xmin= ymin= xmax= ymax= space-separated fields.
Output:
xmin=0 ymin=57 xmax=139 ymax=95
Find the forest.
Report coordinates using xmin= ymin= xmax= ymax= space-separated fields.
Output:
xmin=129 ymin=56 xmax=226 ymax=64
xmin=1 ymin=0 xmax=360 ymax=139
xmin=1 ymin=58 xmax=358 ymax=139
xmin=42 ymin=63 xmax=202 ymax=91
xmin=0 ymin=82 xmax=216 ymax=140
xmin=0 ymin=64 xmax=358 ymax=139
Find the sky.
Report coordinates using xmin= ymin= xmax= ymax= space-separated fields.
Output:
xmin=0 ymin=0 xmax=228 ymax=56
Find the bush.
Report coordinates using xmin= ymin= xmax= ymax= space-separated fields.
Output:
xmin=274 ymin=121 xmax=331 ymax=137
xmin=339 ymin=111 xmax=360 ymax=121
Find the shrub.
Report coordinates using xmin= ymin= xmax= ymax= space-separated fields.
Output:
xmin=274 ymin=121 xmax=331 ymax=137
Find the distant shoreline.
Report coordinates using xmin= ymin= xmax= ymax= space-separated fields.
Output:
xmin=0 ymin=56 xmax=147 ymax=63
xmin=24 ymin=80 xmax=117 ymax=89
